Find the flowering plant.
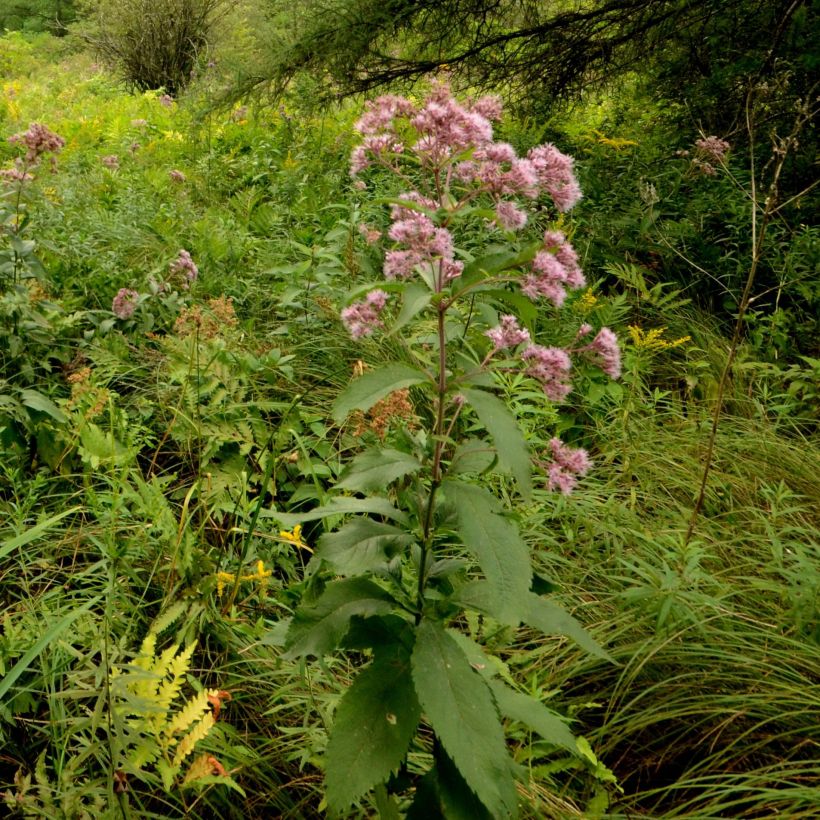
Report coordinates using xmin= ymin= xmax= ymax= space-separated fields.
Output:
xmin=279 ymin=84 xmax=620 ymax=816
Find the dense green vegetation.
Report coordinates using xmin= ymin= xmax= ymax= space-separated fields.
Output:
xmin=1 ymin=2 xmax=818 ymax=817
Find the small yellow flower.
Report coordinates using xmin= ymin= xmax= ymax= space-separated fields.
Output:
xmin=592 ymin=130 xmax=639 ymax=150
xmin=279 ymin=524 xmax=312 ymax=552
xmin=628 ymin=325 xmax=690 ymax=351
xmin=215 ymin=571 xmax=235 ymax=597
xmin=578 ymin=289 xmax=599 ymax=313
xmin=162 ymin=130 xmax=185 ymax=142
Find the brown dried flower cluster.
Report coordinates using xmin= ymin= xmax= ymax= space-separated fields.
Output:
xmin=66 ymin=367 xmax=109 ymax=419
xmin=352 ymin=388 xmax=416 ymax=439
xmin=174 ymin=296 xmax=237 ymax=339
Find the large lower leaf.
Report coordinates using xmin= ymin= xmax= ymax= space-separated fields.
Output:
xmin=488 ymin=679 xmax=577 ymax=753
xmin=325 ymin=644 xmax=421 ymax=811
xmin=461 ymin=387 xmax=532 ymax=499
xmin=443 ymin=481 xmax=531 ymax=625
xmin=523 ymin=592 xmax=612 ymax=662
xmin=335 ymin=447 xmax=421 ymax=493
xmin=317 ymin=518 xmax=414 ymax=575
xmin=332 ymin=363 xmax=429 ymax=424
xmin=411 ymin=620 xmax=517 ymax=818
xmin=266 ymin=496 xmax=408 ymax=529
xmin=283 ymin=578 xmax=396 ymax=659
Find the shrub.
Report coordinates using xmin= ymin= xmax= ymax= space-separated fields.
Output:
xmin=84 ymin=0 xmax=231 ymax=95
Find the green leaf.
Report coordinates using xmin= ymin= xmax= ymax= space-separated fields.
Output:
xmin=411 ymin=620 xmax=517 ymax=818
xmin=487 ymin=680 xmax=577 ymax=752
xmin=462 ymin=242 xmax=540 ymax=282
xmin=449 ymin=437 xmax=496 ymax=475
xmin=389 ymin=282 xmax=432 ymax=335
xmin=267 ymin=496 xmax=409 ymax=528
xmin=335 ymin=447 xmax=421 ymax=493
xmin=332 ymin=364 xmax=429 ymax=424
xmin=19 ymin=389 xmax=68 ymax=424
xmin=325 ymin=644 xmax=421 ymax=811
xmin=317 ymin=518 xmax=414 ymax=575
xmin=523 ymin=593 xmax=612 ymax=662
xmin=443 ymin=481 xmax=531 ymax=625
xmin=283 ymin=578 xmax=397 ymax=659
xmin=461 ymin=388 xmax=531 ymax=499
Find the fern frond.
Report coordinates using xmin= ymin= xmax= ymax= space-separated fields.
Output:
xmin=155 ymin=642 xmax=196 ymax=720
xmin=164 ymin=688 xmax=213 ymax=742
xmin=172 ymin=712 xmax=215 ymax=768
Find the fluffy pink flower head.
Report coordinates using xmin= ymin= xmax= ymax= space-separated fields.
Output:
xmin=112 ymin=288 xmax=140 ymax=319
xmin=350 ymin=135 xmax=405 ymax=175
xmin=169 ymin=249 xmax=198 ymax=288
xmin=9 ymin=123 xmax=65 ymax=165
xmin=341 ymin=289 xmax=390 ymax=339
xmin=355 ymin=94 xmax=417 ymax=136
xmin=521 ymin=345 xmax=572 ymax=402
xmin=527 ymin=144 xmax=582 ymax=211
xmin=495 ymin=200 xmax=528 ymax=231
xmin=546 ymin=437 xmax=592 ymax=495
xmin=169 ymin=169 xmax=186 ymax=182
xmin=0 ymin=165 xmax=34 ymax=184
xmin=520 ymin=231 xmax=585 ymax=306
xmin=101 ymin=154 xmax=119 ymax=170
xmin=485 ymin=315 xmax=531 ymax=351
xmin=580 ymin=328 xmax=621 ymax=379
xmin=694 ymin=136 xmax=730 ymax=166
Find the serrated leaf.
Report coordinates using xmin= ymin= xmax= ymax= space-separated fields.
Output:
xmin=446 ymin=629 xmax=514 ymax=684
xmin=325 ymin=644 xmax=421 ymax=811
xmin=389 ymin=282 xmax=432 ymax=336
xmin=461 ymin=388 xmax=531 ymax=499
xmin=332 ymin=364 xmax=429 ymax=424
xmin=411 ymin=620 xmax=517 ymax=818
xmin=19 ymin=389 xmax=68 ymax=423
xmin=523 ymin=593 xmax=612 ymax=662
xmin=317 ymin=518 xmax=414 ymax=575
xmin=335 ymin=447 xmax=421 ymax=493
xmin=283 ymin=578 xmax=396 ymax=659
xmin=443 ymin=481 xmax=531 ymax=625
xmin=267 ymin=496 xmax=408 ymax=528
xmin=488 ymin=680 xmax=577 ymax=752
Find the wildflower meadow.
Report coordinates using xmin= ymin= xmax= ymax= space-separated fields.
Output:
xmin=1 ymin=4 xmax=818 ymax=818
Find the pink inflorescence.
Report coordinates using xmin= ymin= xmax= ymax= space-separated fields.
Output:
xmin=341 ymin=289 xmax=390 ymax=339
xmin=527 ymin=144 xmax=583 ymax=212
xmin=169 ymin=249 xmax=198 ymax=288
xmin=485 ymin=315 xmax=530 ymax=351
xmin=101 ymin=155 xmax=120 ymax=170
xmin=9 ymin=123 xmax=65 ymax=164
xmin=112 ymin=288 xmax=140 ymax=319
xmin=521 ymin=230 xmax=586 ymax=306
xmin=169 ymin=169 xmax=186 ymax=182
xmin=579 ymin=327 xmax=621 ymax=379
xmin=545 ymin=437 xmax=592 ymax=495
xmin=520 ymin=345 xmax=573 ymax=402
xmin=694 ymin=136 xmax=730 ymax=165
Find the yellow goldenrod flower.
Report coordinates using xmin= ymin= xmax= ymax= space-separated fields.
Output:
xmin=578 ymin=289 xmax=599 ymax=313
xmin=628 ymin=325 xmax=691 ymax=351
xmin=592 ymin=130 xmax=639 ymax=150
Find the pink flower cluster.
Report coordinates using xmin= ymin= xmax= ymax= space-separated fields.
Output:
xmin=112 ymin=288 xmax=139 ymax=319
xmin=521 ymin=345 xmax=573 ymax=402
xmin=2 ymin=123 xmax=65 ymax=185
xmin=692 ymin=136 xmax=730 ymax=176
xmin=341 ymin=289 xmax=390 ymax=339
xmin=349 ymin=83 xmax=581 ymax=217
xmin=485 ymin=315 xmax=530 ymax=351
xmin=545 ymin=437 xmax=592 ymax=495
xmin=575 ymin=326 xmax=622 ymax=379
xmin=101 ymin=155 xmax=120 ymax=170
xmin=521 ymin=230 xmax=586 ymax=306
xmin=169 ymin=249 xmax=198 ymax=288
xmin=8 ymin=123 xmax=65 ymax=164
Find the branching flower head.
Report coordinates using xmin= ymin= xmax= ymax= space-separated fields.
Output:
xmin=520 ymin=345 xmax=573 ymax=402
xmin=545 ymin=437 xmax=592 ymax=494
xmin=341 ymin=289 xmax=390 ymax=339
xmin=9 ymin=123 xmax=65 ymax=165
xmin=169 ymin=249 xmax=198 ymax=288
xmin=485 ymin=315 xmax=530 ymax=351
xmin=112 ymin=288 xmax=140 ymax=319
